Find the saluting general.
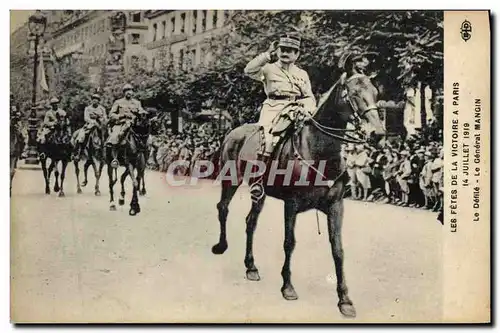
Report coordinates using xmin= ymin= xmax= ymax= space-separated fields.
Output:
xmin=244 ymin=32 xmax=316 ymax=195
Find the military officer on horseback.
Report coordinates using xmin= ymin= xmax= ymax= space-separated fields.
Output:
xmin=37 ymin=97 xmax=70 ymax=145
xmin=244 ymin=32 xmax=316 ymax=195
xmin=106 ymin=83 xmax=147 ymax=168
xmin=75 ymin=93 xmax=108 ymax=157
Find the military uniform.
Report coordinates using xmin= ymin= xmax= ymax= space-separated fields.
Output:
xmin=37 ymin=98 xmax=69 ymax=144
xmin=244 ymin=35 xmax=316 ymax=157
xmin=76 ymin=96 xmax=108 ymax=145
xmin=106 ymin=95 xmax=146 ymax=146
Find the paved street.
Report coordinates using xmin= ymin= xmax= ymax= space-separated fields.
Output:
xmin=11 ymin=164 xmax=443 ymax=323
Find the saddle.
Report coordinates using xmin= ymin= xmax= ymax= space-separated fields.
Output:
xmin=261 ymin=103 xmax=309 ymax=157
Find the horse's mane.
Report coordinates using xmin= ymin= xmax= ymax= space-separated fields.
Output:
xmin=314 ymin=77 xmax=346 ymax=116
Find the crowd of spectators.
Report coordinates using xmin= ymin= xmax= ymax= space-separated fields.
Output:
xmin=147 ymin=122 xmax=221 ymax=175
xmin=341 ymin=129 xmax=444 ymax=214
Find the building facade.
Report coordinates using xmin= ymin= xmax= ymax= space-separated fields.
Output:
xmin=144 ymin=10 xmax=232 ymax=72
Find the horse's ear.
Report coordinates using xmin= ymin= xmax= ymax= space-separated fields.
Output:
xmin=340 ymin=72 xmax=347 ymax=85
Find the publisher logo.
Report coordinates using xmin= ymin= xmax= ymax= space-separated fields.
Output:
xmin=460 ymin=20 xmax=472 ymax=42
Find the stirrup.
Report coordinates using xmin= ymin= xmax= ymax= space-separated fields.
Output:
xmin=110 ymin=159 xmax=119 ymax=168
xmin=250 ymin=181 xmax=265 ymax=203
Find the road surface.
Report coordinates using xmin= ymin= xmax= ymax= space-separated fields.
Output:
xmin=11 ymin=164 xmax=443 ymax=323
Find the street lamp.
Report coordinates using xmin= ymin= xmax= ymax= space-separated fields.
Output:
xmin=24 ymin=10 xmax=47 ymax=165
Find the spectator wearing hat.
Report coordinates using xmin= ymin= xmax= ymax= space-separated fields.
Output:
xmin=420 ymin=150 xmax=435 ymax=209
xmin=74 ymin=93 xmax=108 ymax=158
xmin=397 ymin=150 xmax=412 ymax=207
xmin=354 ymin=144 xmax=371 ymax=201
xmin=409 ymin=148 xmax=426 ymax=207
xmin=430 ymin=149 xmax=444 ymax=212
xmin=37 ymin=97 xmax=69 ymax=144
xmin=345 ymin=144 xmax=359 ymax=199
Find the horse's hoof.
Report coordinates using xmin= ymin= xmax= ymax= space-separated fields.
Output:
xmin=58 ymin=191 xmax=65 ymax=198
xmin=81 ymin=181 xmax=88 ymax=187
xmin=281 ymin=286 xmax=298 ymax=301
xmin=129 ymin=208 xmax=138 ymax=216
xmin=95 ymin=190 xmax=101 ymax=196
xmin=211 ymin=242 xmax=228 ymax=255
xmin=45 ymin=189 xmax=50 ymax=195
xmin=140 ymin=189 xmax=146 ymax=196
xmin=54 ymin=185 xmax=60 ymax=192
xmin=118 ymin=198 xmax=125 ymax=206
xmin=338 ymin=301 xmax=356 ymax=318
xmin=110 ymin=204 xmax=116 ymax=211
xmin=246 ymin=269 xmax=261 ymax=281
xmin=77 ymin=188 xmax=82 ymax=194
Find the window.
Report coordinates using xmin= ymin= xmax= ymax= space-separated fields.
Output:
xmin=192 ymin=10 xmax=197 ymax=34
xmin=170 ymin=16 xmax=175 ymax=35
xmin=201 ymin=10 xmax=207 ymax=32
xmin=212 ymin=11 xmax=218 ymax=29
xmin=152 ymin=57 xmax=156 ymax=69
xmin=153 ymin=23 xmax=158 ymax=41
xmin=99 ymin=19 xmax=105 ymax=32
xmin=180 ymin=13 xmax=186 ymax=33
xmin=162 ymin=21 xmax=166 ymax=39
xmin=132 ymin=12 xmax=141 ymax=23
xmin=130 ymin=33 xmax=141 ymax=44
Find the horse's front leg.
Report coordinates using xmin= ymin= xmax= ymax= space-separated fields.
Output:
xmin=74 ymin=159 xmax=82 ymax=194
xmin=281 ymin=200 xmax=299 ymax=300
xmin=92 ymin=157 xmax=102 ymax=196
xmin=53 ymin=160 xmax=60 ymax=193
xmin=48 ymin=160 xmax=57 ymax=193
xmin=41 ymin=157 xmax=50 ymax=194
xmin=10 ymin=156 xmax=17 ymax=197
xmin=327 ymin=199 xmax=356 ymax=318
xmin=244 ymin=196 xmax=266 ymax=281
xmin=129 ymin=167 xmax=140 ymax=216
xmin=82 ymin=159 xmax=91 ymax=187
xmin=58 ymin=160 xmax=68 ymax=197
xmin=108 ymin=163 xmax=117 ymax=211
xmin=119 ymin=168 xmax=129 ymax=206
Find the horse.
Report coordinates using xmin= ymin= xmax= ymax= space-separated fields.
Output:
xmin=72 ymin=125 xmax=106 ymax=196
xmin=105 ymin=114 xmax=148 ymax=215
xmin=211 ymin=72 xmax=385 ymax=318
xmin=10 ymin=112 xmax=25 ymax=196
xmin=38 ymin=120 xmax=73 ymax=197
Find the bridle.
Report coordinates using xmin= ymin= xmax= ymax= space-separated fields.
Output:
xmin=305 ymin=74 xmax=379 ymax=144
xmin=290 ymin=74 xmax=380 ymax=185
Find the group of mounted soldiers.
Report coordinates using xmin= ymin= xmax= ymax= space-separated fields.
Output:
xmin=34 ymin=83 xmax=148 ymax=167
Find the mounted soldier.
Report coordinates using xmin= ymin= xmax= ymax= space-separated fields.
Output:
xmin=74 ymin=93 xmax=108 ymax=158
xmin=106 ymin=83 xmax=148 ymax=168
xmin=243 ymin=32 xmax=316 ymax=195
xmin=37 ymin=97 xmax=70 ymax=145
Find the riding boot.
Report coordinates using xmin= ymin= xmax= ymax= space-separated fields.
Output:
xmin=250 ymin=153 xmax=271 ymax=203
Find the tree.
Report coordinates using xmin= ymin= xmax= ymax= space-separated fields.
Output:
xmin=177 ymin=10 xmax=443 ymax=124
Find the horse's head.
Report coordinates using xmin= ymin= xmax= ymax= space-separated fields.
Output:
xmin=341 ymin=73 xmax=385 ymax=135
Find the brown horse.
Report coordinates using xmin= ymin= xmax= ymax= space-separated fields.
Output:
xmin=72 ymin=126 xmax=106 ymax=196
xmin=38 ymin=120 xmax=73 ymax=197
xmin=212 ymin=73 xmax=385 ymax=318
xmin=10 ymin=112 xmax=25 ymax=196
xmin=106 ymin=114 xmax=148 ymax=215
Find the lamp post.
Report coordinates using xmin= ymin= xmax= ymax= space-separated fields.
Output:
xmin=24 ymin=10 xmax=47 ymax=165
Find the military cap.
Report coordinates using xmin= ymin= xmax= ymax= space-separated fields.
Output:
xmin=122 ymin=83 xmax=133 ymax=92
xmin=278 ymin=32 xmax=301 ymax=50
xmin=338 ymin=50 xmax=366 ymax=71
xmin=91 ymin=93 xmax=101 ymax=100
xmin=400 ymin=150 xmax=410 ymax=156
xmin=50 ymin=97 xmax=60 ymax=104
